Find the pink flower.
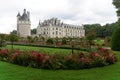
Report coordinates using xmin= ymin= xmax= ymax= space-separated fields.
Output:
xmin=10 ymin=52 xmax=20 ymax=62
xmin=42 ymin=55 xmax=50 ymax=63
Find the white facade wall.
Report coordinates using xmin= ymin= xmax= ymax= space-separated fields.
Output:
xmin=37 ymin=19 xmax=85 ymax=38
xmin=37 ymin=26 xmax=64 ymax=38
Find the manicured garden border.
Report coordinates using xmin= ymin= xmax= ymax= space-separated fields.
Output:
xmin=0 ymin=47 xmax=117 ymax=70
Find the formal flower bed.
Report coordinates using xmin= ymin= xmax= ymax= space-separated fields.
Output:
xmin=0 ymin=48 xmax=117 ymax=70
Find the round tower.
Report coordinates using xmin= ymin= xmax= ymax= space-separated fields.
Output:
xmin=17 ymin=9 xmax=31 ymax=37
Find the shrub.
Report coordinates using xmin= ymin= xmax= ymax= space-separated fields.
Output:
xmin=103 ymin=53 xmax=116 ymax=64
xmin=46 ymin=38 xmax=54 ymax=44
xmin=62 ymin=39 xmax=67 ymax=45
xmin=0 ymin=49 xmax=9 ymax=61
xmin=10 ymin=51 xmax=31 ymax=66
xmin=29 ymin=51 xmax=43 ymax=68
xmin=0 ymin=48 xmax=117 ymax=70
xmin=111 ymin=22 xmax=120 ymax=51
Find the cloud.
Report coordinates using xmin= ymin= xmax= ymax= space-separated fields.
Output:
xmin=0 ymin=0 xmax=118 ymax=33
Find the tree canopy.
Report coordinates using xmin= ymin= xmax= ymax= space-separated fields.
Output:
xmin=113 ymin=0 xmax=120 ymax=16
xmin=84 ymin=23 xmax=117 ymax=38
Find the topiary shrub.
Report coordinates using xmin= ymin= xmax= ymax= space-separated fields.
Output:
xmin=46 ymin=38 xmax=54 ymax=45
xmin=62 ymin=39 xmax=67 ymax=45
xmin=111 ymin=20 xmax=120 ymax=51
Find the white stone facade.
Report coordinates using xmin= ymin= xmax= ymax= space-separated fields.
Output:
xmin=37 ymin=18 xmax=85 ymax=38
xmin=17 ymin=9 xmax=31 ymax=37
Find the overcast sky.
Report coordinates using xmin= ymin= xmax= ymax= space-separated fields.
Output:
xmin=0 ymin=0 xmax=118 ymax=34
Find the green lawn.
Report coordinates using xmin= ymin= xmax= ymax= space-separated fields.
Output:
xmin=6 ymin=45 xmax=74 ymax=54
xmin=94 ymin=39 xmax=104 ymax=45
xmin=0 ymin=45 xmax=120 ymax=80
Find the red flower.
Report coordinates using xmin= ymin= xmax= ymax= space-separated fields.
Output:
xmin=10 ymin=52 xmax=20 ymax=62
xmin=80 ymin=57 xmax=93 ymax=64
xmin=79 ymin=52 xmax=85 ymax=58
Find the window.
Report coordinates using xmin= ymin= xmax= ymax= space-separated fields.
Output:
xmin=56 ymin=28 xmax=58 ymax=30
xmin=56 ymin=31 xmax=58 ymax=35
xmin=44 ymin=32 xmax=45 ymax=34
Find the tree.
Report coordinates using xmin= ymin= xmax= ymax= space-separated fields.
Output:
xmin=111 ymin=20 xmax=120 ymax=50
xmin=113 ymin=0 xmax=120 ymax=16
xmin=31 ymin=28 xmax=37 ymax=35
xmin=0 ymin=34 xmax=6 ymax=47
xmin=46 ymin=38 xmax=54 ymax=45
xmin=9 ymin=34 xmax=19 ymax=49
xmin=10 ymin=30 xmax=17 ymax=35
xmin=111 ymin=0 xmax=120 ymax=51
xmin=71 ymin=40 xmax=75 ymax=54
xmin=55 ymin=37 xmax=59 ymax=46
xmin=61 ymin=38 xmax=67 ymax=45
xmin=86 ymin=29 xmax=96 ymax=50
xmin=34 ymin=36 xmax=38 ymax=42
xmin=27 ymin=36 xmax=34 ymax=43
xmin=84 ymin=23 xmax=116 ymax=38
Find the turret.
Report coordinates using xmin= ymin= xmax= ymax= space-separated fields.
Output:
xmin=39 ymin=20 xmax=41 ymax=25
xmin=24 ymin=9 xmax=26 ymax=13
xmin=27 ymin=11 xmax=30 ymax=21
xmin=17 ymin=9 xmax=31 ymax=37
xmin=17 ymin=12 xmax=21 ymax=21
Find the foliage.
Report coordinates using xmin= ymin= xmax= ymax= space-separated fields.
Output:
xmin=62 ymin=38 xmax=67 ymax=45
xmin=84 ymin=23 xmax=117 ymax=38
xmin=0 ymin=48 xmax=117 ymax=70
xmin=86 ymin=29 xmax=96 ymax=50
xmin=0 ymin=34 xmax=7 ymax=47
xmin=31 ymin=28 xmax=37 ymax=35
xmin=34 ymin=36 xmax=39 ymax=42
xmin=46 ymin=38 xmax=54 ymax=44
xmin=10 ymin=30 xmax=17 ymax=35
xmin=111 ymin=20 xmax=120 ymax=51
xmin=9 ymin=34 xmax=19 ymax=42
xmin=27 ymin=36 xmax=34 ymax=43
xmin=113 ymin=0 xmax=120 ymax=16
xmin=0 ymin=49 xmax=9 ymax=61
xmin=8 ymin=34 xmax=19 ymax=49
xmin=104 ymin=36 xmax=111 ymax=46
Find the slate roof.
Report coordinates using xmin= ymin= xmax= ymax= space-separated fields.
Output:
xmin=17 ymin=9 xmax=30 ymax=21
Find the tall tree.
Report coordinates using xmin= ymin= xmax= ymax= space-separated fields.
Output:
xmin=111 ymin=0 xmax=120 ymax=51
xmin=111 ymin=20 xmax=120 ymax=50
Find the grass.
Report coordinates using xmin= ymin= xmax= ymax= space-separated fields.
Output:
xmin=0 ymin=51 xmax=120 ymax=80
xmin=5 ymin=45 xmax=74 ymax=54
xmin=94 ymin=39 xmax=104 ymax=45
xmin=0 ymin=45 xmax=120 ymax=80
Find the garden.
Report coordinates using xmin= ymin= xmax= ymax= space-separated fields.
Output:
xmin=0 ymin=45 xmax=120 ymax=80
xmin=0 ymin=45 xmax=117 ymax=70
